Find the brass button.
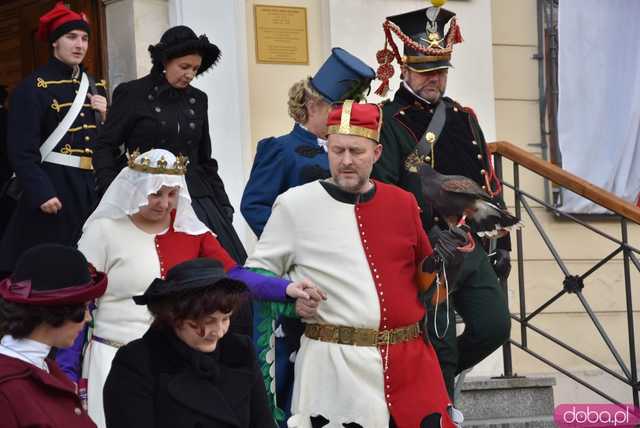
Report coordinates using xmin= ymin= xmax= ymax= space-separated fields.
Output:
xmin=160 ymin=120 xmax=166 ymax=126
xmin=153 ymin=86 xmax=159 ymax=92
xmin=472 ymin=140 xmax=478 ymax=146
xmin=189 ymin=122 xmax=196 ymax=129
xmin=399 ymin=110 xmax=405 ymax=115
xmin=73 ymin=407 xmax=81 ymax=416
xmin=188 ymin=108 xmax=195 ymax=115
xmin=154 ymin=106 xmax=161 ymax=113
xmin=453 ymin=106 xmax=459 ymax=112
xmin=189 ymin=97 xmax=196 ymax=104
xmin=425 ymin=156 xmax=431 ymax=162
xmin=82 ymin=124 xmax=88 ymax=129
xmin=477 ymin=154 xmax=483 ymax=160
xmin=84 ymin=136 xmax=90 ymax=142
xmin=148 ymin=94 xmax=154 ymax=101
xmin=80 ymin=112 xmax=85 ymax=117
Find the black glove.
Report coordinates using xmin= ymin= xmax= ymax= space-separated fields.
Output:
xmin=423 ymin=226 xmax=468 ymax=273
xmin=491 ymin=248 xmax=511 ymax=279
xmin=222 ymin=205 xmax=234 ymax=223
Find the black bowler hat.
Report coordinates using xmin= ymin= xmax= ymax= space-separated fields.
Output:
xmin=148 ymin=25 xmax=221 ymax=75
xmin=133 ymin=258 xmax=247 ymax=305
xmin=374 ymin=0 xmax=463 ymax=95
xmin=0 ymin=244 xmax=107 ymax=305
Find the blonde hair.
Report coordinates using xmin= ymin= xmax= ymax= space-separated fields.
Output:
xmin=287 ymin=78 xmax=323 ymax=124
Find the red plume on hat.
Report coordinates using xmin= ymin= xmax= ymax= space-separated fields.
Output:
xmin=37 ymin=1 xmax=90 ymax=43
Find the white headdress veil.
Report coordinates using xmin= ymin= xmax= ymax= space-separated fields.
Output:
xmin=83 ymin=149 xmax=210 ymax=235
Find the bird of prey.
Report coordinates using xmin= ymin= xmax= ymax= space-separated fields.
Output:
xmin=418 ymin=163 xmax=523 ymax=238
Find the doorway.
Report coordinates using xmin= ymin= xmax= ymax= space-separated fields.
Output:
xmin=0 ymin=0 xmax=107 ymax=96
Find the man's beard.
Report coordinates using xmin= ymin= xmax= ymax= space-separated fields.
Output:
xmin=333 ymin=173 xmax=368 ymax=194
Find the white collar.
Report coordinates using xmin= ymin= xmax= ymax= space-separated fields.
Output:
xmin=299 ymin=124 xmax=328 ymax=152
xmin=402 ymin=81 xmax=434 ymax=105
xmin=0 ymin=335 xmax=51 ymax=372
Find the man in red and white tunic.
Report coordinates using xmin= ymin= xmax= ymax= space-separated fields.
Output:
xmin=246 ymin=101 xmax=461 ymax=428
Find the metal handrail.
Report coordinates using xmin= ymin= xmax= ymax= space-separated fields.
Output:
xmin=488 ymin=141 xmax=639 ymax=406
xmin=489 ymin=141 xmax=640 ymax=224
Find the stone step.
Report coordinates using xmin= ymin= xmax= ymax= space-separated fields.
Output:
xmin=458 ymin=376 xmax=556 ymax=425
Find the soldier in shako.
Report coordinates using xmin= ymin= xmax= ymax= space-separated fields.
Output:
xmin=0 ymin=2 xmax=108 ymax=275
xmin=371 ymin=0 xmax=512 ymax=406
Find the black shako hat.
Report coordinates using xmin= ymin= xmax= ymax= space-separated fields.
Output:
xmin=148 ymin=25 xmax=221 ymax=75
xmin=0 ymin=244 xmax=107 ymax=305
xmin=374 ymin=0 xmax=463 ymax=95
xmin=133 ymin=258 xmax=247 ymax=305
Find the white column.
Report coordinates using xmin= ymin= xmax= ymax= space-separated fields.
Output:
xmin=103 ymin=0 xmax=169 ymax=89
xmin=169 ymin=0 xmax=252 ymax=245
xmin=103 ymin=0 xmax=137 ymax=90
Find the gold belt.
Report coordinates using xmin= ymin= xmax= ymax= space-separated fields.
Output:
xmin=304 ymin=322 xmax=422 ymax=347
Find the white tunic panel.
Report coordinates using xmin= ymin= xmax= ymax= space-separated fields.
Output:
xmin=78 ymin=217 xmax=160 ymax=344
xmin=78 ymin=216 xmax=162 ymax=428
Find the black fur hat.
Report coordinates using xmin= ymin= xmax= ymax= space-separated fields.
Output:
xmin=148 ymin=25 xmax=221 ymax=76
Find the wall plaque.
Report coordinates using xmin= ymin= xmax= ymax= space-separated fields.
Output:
xmin=254 ymin=5 xmax=309 ymax=65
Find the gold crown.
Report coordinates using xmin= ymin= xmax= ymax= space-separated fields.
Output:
xmin=126 ymin=149 xmax=189 ymax=175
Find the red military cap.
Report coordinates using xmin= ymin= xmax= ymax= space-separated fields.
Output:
xmin=37 ymin=1 xmax=90 ymax=43
xmin=326 ymin=100 xmax=383 ymax=143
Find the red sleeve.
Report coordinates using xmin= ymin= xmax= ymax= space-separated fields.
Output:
xmin=412 ymin=194 xmax=433 ymax=263
xmin=200 ymin=232 xmax=237 ymax=271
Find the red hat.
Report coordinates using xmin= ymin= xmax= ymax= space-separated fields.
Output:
xmin=327 ymin=101 xmax=383 ymax=143
xmin=37 ymin=1 xmax=90 ymax=44
xmin=0 ymin=244 xmax=107 ymax=306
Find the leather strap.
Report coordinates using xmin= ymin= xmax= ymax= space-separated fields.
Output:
xmin=416 ymin=99 xmax=446 ymax=163
xmin=404 ymin=100 xmax=447 ymax=173
xmin=40 ymin=72 xmax=89 ymax=163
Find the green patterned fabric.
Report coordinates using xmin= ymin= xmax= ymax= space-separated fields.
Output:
xmin=250 ymin=268 xmax=296 ymax=424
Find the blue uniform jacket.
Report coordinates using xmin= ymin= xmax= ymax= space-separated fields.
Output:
xmin=0 ymin=58 xmax=106 ymax=273
xmin=241 ymin=124 xmax=329 ymax=237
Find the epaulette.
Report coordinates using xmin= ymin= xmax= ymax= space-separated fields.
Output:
xmin=461 ymin=105 xmax=478 ymax=120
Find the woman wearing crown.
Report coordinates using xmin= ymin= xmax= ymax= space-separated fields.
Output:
xmin=91 ymin=26 xmax=252 ymax=332
xmin=60 ymin=148 xmax=321 ymax=427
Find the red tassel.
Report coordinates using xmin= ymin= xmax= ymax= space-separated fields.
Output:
xmin=375 ymin=80 xmax=389 ymax=97
xmin=451 ymin=19 xmax=463 ymax=45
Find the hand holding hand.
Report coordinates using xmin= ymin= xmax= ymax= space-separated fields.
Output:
xmin=290 ymin=278 xmax=327 ymax=319
xmin=295 ymin=297 xmax=319 ymax=319
xmin=40 ymin=197 xmax=62 ymax=214
xmin=286 ymin=278 xmax=327 ymax=301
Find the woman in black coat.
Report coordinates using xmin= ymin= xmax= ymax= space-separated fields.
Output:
xmin=103 ymin=258 xmax=275 ymax=428
xmin=92 ymin=26 xmax=246 ymax=265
